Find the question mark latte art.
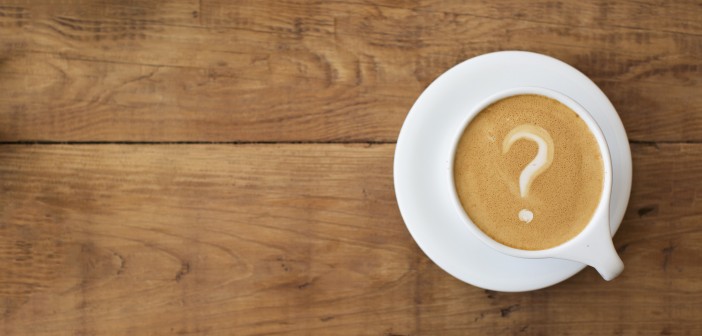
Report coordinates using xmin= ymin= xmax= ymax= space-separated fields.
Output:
xmin=453 ymin=95 xmax=604 ymax=251
xmin=502 ymin=124 xmax=554 ymax=224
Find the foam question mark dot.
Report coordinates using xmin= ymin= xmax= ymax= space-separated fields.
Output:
xmin=502 ymin=124 xmax=554 ymax=223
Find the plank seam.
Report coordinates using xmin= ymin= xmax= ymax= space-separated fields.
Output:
xmin=0 ymin=140 xmax=397 ymax=145
xmin=0 ymin=140 xmax=699 ymax=145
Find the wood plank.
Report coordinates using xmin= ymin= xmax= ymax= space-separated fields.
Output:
xmin=0 ymin=143 xmax=700 ymax=335
xmin=402 ymin=0 xmax=702 ymax=36
xmin=0 ymin=1 xmax=700 ymax=142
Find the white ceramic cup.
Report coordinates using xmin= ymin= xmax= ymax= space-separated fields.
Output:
xmin=448 ymin=86 xmax=624 ymax=281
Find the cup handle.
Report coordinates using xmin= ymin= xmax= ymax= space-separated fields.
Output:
xmin=557 ymin=212 xmax=624 ymax=281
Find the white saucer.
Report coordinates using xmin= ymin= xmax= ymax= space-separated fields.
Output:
xmin=394 ymin=51 xmax=632 ymax=292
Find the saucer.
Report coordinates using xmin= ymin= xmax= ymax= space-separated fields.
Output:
xmin=394 ymin=51 xmax=632 ymax=292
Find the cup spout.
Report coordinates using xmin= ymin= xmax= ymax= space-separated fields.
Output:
xmin=557 ymin=217 xmax=624 ymax=281
xmin=587 ymin=236 xmax=624 ymax=281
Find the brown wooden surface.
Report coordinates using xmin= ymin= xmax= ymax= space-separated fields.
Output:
xmin=0 ymin=1 xmax=700 ymax=335
xmin=0 ymin=0 xmax=701 ymax=142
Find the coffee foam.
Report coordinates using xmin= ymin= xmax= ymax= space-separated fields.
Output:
xmin=454 ymin=94 xmax=603 ymax=250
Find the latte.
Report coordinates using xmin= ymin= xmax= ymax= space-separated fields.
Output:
xmin=453 ymin=94 xmax=604 ymax=250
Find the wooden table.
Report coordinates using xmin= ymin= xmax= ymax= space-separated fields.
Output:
xmin=1 ymin=1 xmax=700 ymax=335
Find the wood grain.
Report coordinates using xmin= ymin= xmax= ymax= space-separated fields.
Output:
xmin=0 ymin=1 xmax=699 ymax=141
xmin=1 ymin=1 xmax=700 ymax=335
xmin=0 ymin=144 xmax=700 ymax=335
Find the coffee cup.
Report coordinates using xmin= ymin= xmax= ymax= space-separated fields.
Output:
xmin=448 ymin=86 xmax=624 ymax=281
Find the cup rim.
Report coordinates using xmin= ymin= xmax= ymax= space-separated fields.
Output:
xmin=447 ymin=86 xmax=614 ymax=258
